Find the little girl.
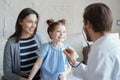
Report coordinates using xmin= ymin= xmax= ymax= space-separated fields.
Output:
xmin=28 ymin=19 xmax=72 ymax=80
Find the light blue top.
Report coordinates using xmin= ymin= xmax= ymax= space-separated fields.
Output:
xmin=37 ymin=42 xmax=70 ymax=80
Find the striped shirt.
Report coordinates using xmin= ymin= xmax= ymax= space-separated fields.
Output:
xmin=19 ymin=36 xmax=39 ymax=78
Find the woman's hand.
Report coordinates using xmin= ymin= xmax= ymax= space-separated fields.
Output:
xmin=19 ymin=77 xmax=27 ymax=80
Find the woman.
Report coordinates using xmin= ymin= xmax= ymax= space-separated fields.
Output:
xmin=2 ymin=8 xmax=42 ymax=80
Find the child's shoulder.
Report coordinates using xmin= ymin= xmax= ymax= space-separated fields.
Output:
xmin=41 ymin=42 xmax=51 ymax=48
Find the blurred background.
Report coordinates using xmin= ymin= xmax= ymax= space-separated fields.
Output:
xmin=0 ymin=0 xmax=120 ymax=78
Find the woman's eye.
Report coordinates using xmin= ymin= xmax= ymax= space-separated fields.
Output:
xmin=27 ymin=21 xmax=32 ymax=23
xmin=57 ymin=31 xmax=60 ymax=32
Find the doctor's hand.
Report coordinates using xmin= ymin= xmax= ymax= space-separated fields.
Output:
xmin=63 ymin=48 xmax=76 ymax=65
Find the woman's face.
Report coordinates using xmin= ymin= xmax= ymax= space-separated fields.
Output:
xmin=20 ymin=14 xmax=37 ymax=38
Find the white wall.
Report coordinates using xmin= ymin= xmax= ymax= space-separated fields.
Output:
xmin=0 ymin=0 xmax=120 ymax=76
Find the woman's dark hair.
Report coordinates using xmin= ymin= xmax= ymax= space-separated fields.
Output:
xmin=46 ymin=19 xmax=66 ymax=39
xmin=83 ymin=3 xmax=113 ymax=32
xmin=9 ymin=8 xmax=39 ymax=42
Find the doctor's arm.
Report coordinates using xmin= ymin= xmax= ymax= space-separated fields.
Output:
xmin=63 ymin=48 xmax=77 ymax=65
xmin=64 ymin=48 xmax=88 ymax=79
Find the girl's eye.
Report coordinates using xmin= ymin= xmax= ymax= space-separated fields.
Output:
xmin=63 ymin=31 xmax=66 ymax=33
xmin=57 ymin=31 xmax=60 ymax=32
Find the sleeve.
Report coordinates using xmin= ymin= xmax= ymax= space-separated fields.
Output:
xmin=72 ymin=62 xmax=88 ymax=80
xmin=65 ymin=45 xmax=88 ymax=80
xmin=69 ymin=61 xmax=81 ymax=67
xmin=3 ymin=40 xmax=20 ymax=80
xmin=36 ymin=43 xmax=48 ymax=59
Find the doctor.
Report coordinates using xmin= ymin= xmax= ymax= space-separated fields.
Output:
xmin=64 ymin=3 xmax=120 ymax=80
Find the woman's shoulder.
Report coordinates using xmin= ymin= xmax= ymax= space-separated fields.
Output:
xmin=5 ymin=37 xmax=17 ymax=48
xmin=34 ymin=34 xmax=42 ymax=39
xmin=38 ymin=42 xmax=50 ymax=52
xmin=7 ymin=37 xmax=16 ymax=44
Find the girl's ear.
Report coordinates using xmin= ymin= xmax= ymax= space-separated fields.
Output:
xmin=49 ymin=32 xmax=53 ymax=39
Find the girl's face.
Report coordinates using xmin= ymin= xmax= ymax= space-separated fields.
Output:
xmin=20 ymin=14 xmax=37 ymax=38
xmin=50 ymin=25 xmax=67 ymax=42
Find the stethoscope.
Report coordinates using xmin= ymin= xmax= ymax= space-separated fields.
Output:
xmin=82 ymin=27 xmax=90 ymax=49
xmin=69 ymin=27 xmax=90 ymax=67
